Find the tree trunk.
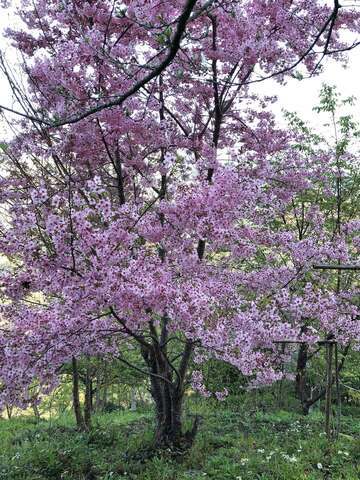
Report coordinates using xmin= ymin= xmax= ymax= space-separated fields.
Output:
xmin=89 ymin=379 xmax=95 ymax=411
xmin=5 ymin=404 xmax=13 ymax=419
xmin=32 ymin=401 xmax=41 ymax=421
xmin=95 ymin=376 xmax=101 ymax=411
xmin=71 ymin=357 xmax=85 ymax=430
xmin=84 ymin=366 xmax=92 ymax=430
xmin=141 ymin=337 xmax=196 ymax=448
xmin=102 ymin=363 xmax=108 ymax=409
xmin=295 ymin=341 xmax=309 ymax=407
xmin=130 ymin=387 xmax=137 ymax=411
xmin=154 ymin=389 xmax=183 ymax=446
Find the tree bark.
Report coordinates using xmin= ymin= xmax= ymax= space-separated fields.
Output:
xmin=153 ymin=387 xmax=183 ymax=446
xmin=5 ymin=404 xmax=13 ymax=419
xmin=141 ymin=338 xmax=196 ymax=448
xmin=84 ymin=365 xmax=92 ymax=430
xmin=102 ymin=363 xmax=108 ymax=409
xmin=130 ymin=387 xmax=137 ymax=411
xmin=95 ymin=373 xmax=102 ymax=411
xmin=295 ymin=341 xmax=309 ymax=406
xmin=71 ymin=357 xmax=85 ymax=430
xmin=32 ymin=401 xmax=41 ymax=421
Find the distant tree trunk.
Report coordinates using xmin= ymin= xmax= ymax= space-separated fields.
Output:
xmin=118 ymin=386 xmax=122 ymax=408
xmin=5 ymin=404 xmax=13 ymax=419
xmin=87 ymin=376 xmax=94 ymax=412
xmin=84 ymin=365 xmax=92 ymax=430
xmin=72 ymin=357 xmax=85 ymax=430
xmin=32 ymin=401 xmax=41 ymax=421
xmin=95 ymin=380 xmax=101 ymax=411
xmin=102 ymin=384 xmax=108 ymax=408
xmin=101 ymin=363 xmax=108 ymax=409
xmin=130 ymin=387 xmax=137 ymax=411
xmin=93 ymin=359 xmax=106 ymax=412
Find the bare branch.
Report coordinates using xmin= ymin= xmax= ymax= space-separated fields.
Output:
xmin=109 ymin=306 xmax=152 ymax=349
xmin=313 ymin=264 xmax=360 ymax=271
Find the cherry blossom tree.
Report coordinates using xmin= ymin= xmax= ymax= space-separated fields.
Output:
xmin=0 ymin=0 xmax=360 ymax=446
xmin=275 ymin=85 xmax=360 ymax=413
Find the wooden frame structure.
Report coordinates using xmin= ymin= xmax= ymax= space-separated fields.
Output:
xmin=274 ymin=339 xmax=339 ymax=439
xmin=273 ymin=263 xmax=359 ymax=440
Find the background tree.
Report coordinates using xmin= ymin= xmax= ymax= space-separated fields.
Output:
xmin=277 ymin=85 xmax=360 ymax=414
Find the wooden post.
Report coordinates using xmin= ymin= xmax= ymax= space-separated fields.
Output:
xmin=334 ymin=342 xmax=341 ymax=439
xmin=278 ymin=342 xmax=285 ymax=408
xmin=325 ymin=342 xmax=334 ymax=440
xmin=313 ymin=264 xmax=360 ymax=271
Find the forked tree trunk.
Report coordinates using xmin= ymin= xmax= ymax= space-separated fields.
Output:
xmin=151 ymin=376 xmax=183 ymax=445
xmin=141 ymin=338 xmax=197 ymax=448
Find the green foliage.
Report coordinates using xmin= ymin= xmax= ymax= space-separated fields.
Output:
xmin=156 ymin=26 xmax=172 ymax=46
xmin=201 ymin=359 xmax=247 ymax=395
xmin=338 ymin=351 xmax=360 ymax=406
xmin=280 ymin=84 xmax=360 ymax=301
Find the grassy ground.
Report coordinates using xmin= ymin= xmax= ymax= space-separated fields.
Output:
xmin=0 ymin=394 xmax=360 ymax=479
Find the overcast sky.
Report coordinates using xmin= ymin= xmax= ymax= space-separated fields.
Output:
xmin=1 ymin=2 xmax=360 ymax=139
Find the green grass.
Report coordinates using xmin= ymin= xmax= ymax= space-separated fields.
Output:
xmin=1 ymin=396 xmax=360 ymax=479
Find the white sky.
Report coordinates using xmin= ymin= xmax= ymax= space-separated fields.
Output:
xmin=1 ymin=3 xmax=360 ymax=139
xmin=264 ymin=53 xmax=360 ymax=131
